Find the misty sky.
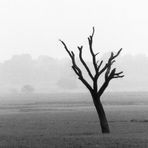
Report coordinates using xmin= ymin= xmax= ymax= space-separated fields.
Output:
xmin=0 ymin=53 xmax=147 ymax=93
xmin=0 ymin=0 xmax=148 ymax=62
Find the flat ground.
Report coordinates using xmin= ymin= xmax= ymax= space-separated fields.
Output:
xmin=0 ymin=92 xmax=147 ymax=148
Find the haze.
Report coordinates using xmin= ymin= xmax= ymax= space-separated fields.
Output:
xmin=0 ymin=53 xmax=146 ymax=93
xmin=0 ymin=0 xmax=148 ymax=62
xmin=0 ymin=0 xmax=147 ymax=93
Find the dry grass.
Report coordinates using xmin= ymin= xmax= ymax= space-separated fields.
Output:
xmin=0 ymin=93 xmax=147 ymax=147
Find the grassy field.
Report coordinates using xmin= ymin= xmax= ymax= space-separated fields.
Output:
xmin=0 ymin=92 xmax=147 ymax=147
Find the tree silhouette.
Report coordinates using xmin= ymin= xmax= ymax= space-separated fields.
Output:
xmin=21 ymin=84 xmax=34 ymax=94
xmin=60 ymin=27 xmax=124 ymax=133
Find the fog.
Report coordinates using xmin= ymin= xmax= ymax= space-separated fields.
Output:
xmin=0 ymin=53 xmax=146 ymax=93
xmin=0 ymin=0 xmax=147 ymax=94
xmin=1 ymin=0 xmax=148 ymax=62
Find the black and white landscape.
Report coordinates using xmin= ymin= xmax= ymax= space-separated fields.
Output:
xmin=0 ymin=0 xmax=148 ymax=147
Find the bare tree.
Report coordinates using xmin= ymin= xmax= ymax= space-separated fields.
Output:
xmin=21 ymin=84 xmax=34 ymax=94
xmin=60 ymin=27 xmax=124 ymax=133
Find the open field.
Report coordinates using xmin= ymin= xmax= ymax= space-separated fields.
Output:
xmin=0 ymin=92 xmax=147 ymax=147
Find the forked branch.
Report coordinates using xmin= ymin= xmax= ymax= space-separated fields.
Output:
xmin=60 ymin=27 xmax=124 ymax=98
xmin=60 ymin=40 xmax=93 ymax=92
xmin=88 ymin=27 xmax=98 ymax=73
xmin=78 ymin=46 xmax=94 ymax=80
xmin=97 ymin=50 xmax=124 ymax=97
xmin=60 ymin=27 xmax=124 ymax=134
xmin=98 ymin=48 xmax=123 ymax=78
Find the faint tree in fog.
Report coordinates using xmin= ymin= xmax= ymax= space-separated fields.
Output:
xmin=21 ymin=85 xmax=34 ymax=94
xmin=60 ymin=27 xmax=124 ymax=133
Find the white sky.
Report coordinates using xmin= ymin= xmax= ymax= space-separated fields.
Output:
xmin=0 ymin=0 xmax=148 ymax=62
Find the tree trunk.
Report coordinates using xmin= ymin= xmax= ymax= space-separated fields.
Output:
xmin=93 ymin=96 xmax=110 ymax=133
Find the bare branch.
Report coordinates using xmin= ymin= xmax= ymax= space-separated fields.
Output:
xmin=106 ymin=68 xmax=125 ymax=80
xmin=60 ymin=40 xmax=93 ymax=92
xmin=88 ymin=27 xmax=98 ymax=73
xmin=98 ymin=49 xmax=122 ymax=78
xmin=59 ymin=40 xmax=72 ymax=58
xmin=96 ymin=49 xmax=123 ymax=97
xmin=95 ymin=52 xmax=99 ymax=57
xmin=60 ymin=29 xmax=124 ymax=99
xmin=97 ymin=80 xmax=110 ymax=97
xmin=112 ymin=70 xmax=124 ymax=79
xmin=113 ymin=75 xmax=124 ymax=78
xmin=78 ymin=76 xmax=93 ymax=92
xmin=97 ymin=60 xmax=103 ymax=70
xmin=105 ymin=65 xmax=111 ymax=80
xmin=60 ymin=40 xmax=81 ymax=76
xmin=115 ymin=71 xmax=124 ymax=76
xmin=60 ymin=28 xmax=124 ymax=134
xmin=112 ymin=48 xmax=122 ymax=59
xmin=78 ymin=46 xmax=94 ymax=80
xmin=72 ymin=66 xmax=80 ymax=76
xmin=92 ymin=27 xmax=95 ymax=37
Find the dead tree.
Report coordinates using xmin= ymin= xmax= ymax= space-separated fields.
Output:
xmin=60 ymin=27 xmax=124 ymax=133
